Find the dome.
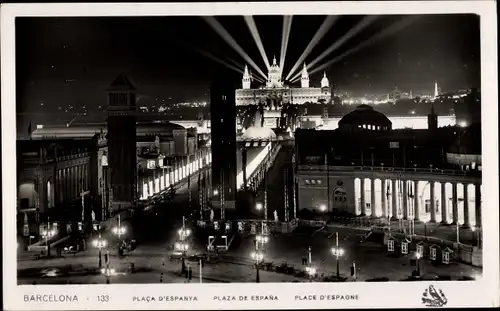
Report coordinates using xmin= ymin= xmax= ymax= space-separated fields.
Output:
xmin=338 ymin=104 xmax=392 ymax=131
xmin=448 ymin=122 xmax=481 ymax=155
xmin=241 ymin=126 xmax=277 ymax=140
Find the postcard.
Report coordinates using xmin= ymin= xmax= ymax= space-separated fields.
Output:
xmin=1 ymin=1 xmax=498 ymax=309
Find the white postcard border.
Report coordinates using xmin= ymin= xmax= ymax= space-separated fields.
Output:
xmin=2 ymin=1 xmax=498 ymax=310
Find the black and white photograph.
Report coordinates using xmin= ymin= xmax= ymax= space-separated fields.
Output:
xmin=2 ymin=1 xmax=498 ymax=310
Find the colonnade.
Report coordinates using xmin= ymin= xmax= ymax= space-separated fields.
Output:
xmin=55 ymin=163 xmax=90 ymax=206
xmin=139 ymin=151 xmax=212 ymax=200
xmin=354 ymin=177 xmax=482 ymax=227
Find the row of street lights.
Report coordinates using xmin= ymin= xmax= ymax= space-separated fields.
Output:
xmin=305 ymin=233 xmax=345 ymax=282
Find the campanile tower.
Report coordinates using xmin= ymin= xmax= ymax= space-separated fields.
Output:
xmin=107 ymin=73 xmax=138 ymax=214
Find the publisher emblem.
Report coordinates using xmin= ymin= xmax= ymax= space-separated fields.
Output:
xmin=422 ymin=285 xmax=448 ymax=307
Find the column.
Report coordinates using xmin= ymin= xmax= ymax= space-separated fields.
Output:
xmin=67 ymin=167 xmax=72 ymax=201
xmin=77 ymin=165 xmax=82 ymax=192
xmin=86 ymin=164 xmax=89 ymax=190
xmin=73 ymin=166 xmax=78 ymax=197
xmin=55 ymin=170 xmax=59 ymax=206
xmin=76 ymin=166 xmax=80 ymax=195
xmin=403 ymin=180 xmax=408 ymax=219
xmin=463 ymin=186 xmax=470 ymax=228
xmin=81 ymin=164 xmax=85 ymax=191
xmin=391 ymin=179 xmax=398 ymax=220
xmin=58 ymin=170 xmax=63 ymax=205
xmin=63 ymin=168 xmax=67 ymax=202
xmin=430 ymin=181 xmax=436 ymax=223
xmin=40 ymin=176 xmax=48 ymax=212
xmin=452 ymin=183 xmax=458 ymax=224
xmin=370 ymin=178 xmax=376 ymax=217
xmin=414 ymin=180 xmax=420 ymax=221
xmin=475 ymin=184 xmax=482 ymax=228
xmin=360 ymin=179 xmax=366 ymax=216
xmin=440 ymin=183 xmax=447 ymax=224
xmin=72 ymin=166 xmax=77 ymax=198
xmin=73 ymin=166 xmax=78 ymax=199
xmin=72 ymin=166 xmax=76 ymax=199
xmin=381 ymin=179 xmax=387 ymax=218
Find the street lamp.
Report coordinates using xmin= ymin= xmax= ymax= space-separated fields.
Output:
xmin=175 ymin=242 xmax=189 ymax=252
xmin=319 ymin=204 xmax=327 ymax=212
xmin=41 ymin=228 xmax=56 ymax=257
xmin=178 ymin=228 xmax=192 ymax=240
xmin=255 ymin=202 xmax=263 ymax=211
xmin=416 ymin=251 xmax=422 ymax=276
xmin=175 ymin=241 xmax=189 ymax=273
xmin=305 ymin=266 xmax=317 ymax=281
xmin=112 ymin=226 xmax=126 ymax=239
xmin=331 ymin=232 xmax=344 ymax=278
xmin=92 ymin=237 xmax=108 ymax=268
xmin=256 ymin=234 xmax=269 ymax=244
xmin=251 ymin=251 xmax=264 ymax=283
xmin=255 ymin=234 xmax=269 ymax=251
xmin=331 ymin=247 xmax=345 ymax=278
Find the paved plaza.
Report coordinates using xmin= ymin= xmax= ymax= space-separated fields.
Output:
xmin=18 ymin=224 xmax=481 ymax=284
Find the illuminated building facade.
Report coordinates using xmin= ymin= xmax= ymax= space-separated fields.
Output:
xmin=17 ymin=139 xmax=98 ymax=238
xmin=235 ymin=57 xmax=332 ymax=107
xmin=294 ymin=107 xmax=482 ymax=228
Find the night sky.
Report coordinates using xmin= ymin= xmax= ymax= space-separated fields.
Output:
xmin=16 ymin=14 xmax=480 ymax=115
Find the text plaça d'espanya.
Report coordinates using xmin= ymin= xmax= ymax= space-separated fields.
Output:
xmin=213 ymin=295 xmax=279 ymax=301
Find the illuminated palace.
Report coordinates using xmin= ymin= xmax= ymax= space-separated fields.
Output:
xmin=295 ymin=105 xmax=482 ymax=228
xmin=235 ymin=57 xmax=332 ymax=107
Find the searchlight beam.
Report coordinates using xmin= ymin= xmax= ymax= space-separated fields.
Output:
xmin=203 ymin=16 xmax=267 ymax=80
xmin=286 ymin=16 xmax=339 ymax=81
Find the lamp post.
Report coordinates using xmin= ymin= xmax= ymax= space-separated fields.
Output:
xmin=305 ymin=246 xmax=317 ymax=282
xmin=423 ymin=219 xmax=428 ymax=237
xmin=41 ymin=222 xmax=56 ymax=257
xmin=112 ymin=215 xmax=126 ymax=256
xmin=177 ymin=216 xmax=191 ymax=273
xmin=251 ymin=251 xmax=264 ymax=283
xmin=175 ymin=241 xmax=189 ymax=273
xmin=416 ymin=251 xmax=422 ymax=276
xmin=331 ymin=232 xmax=345 ymax=278
xmin=92 ymin=235 xmax=108 ymax=268
xmin=305 ymin=266 xmax=317 ymax=282
xmin=112 ymin=215 xmax=126 ymax=242
xmin=256 ymin=234 xmax=269 ymax=251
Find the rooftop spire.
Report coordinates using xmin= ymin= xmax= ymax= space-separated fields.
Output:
xmin=244 ymin=64 xmax=249 ymax=76
xmin=108 ymin=72 xmax=136 ymax=91
xmin=321 ymin=71 xmax=329 ymax=88
xmin=272 ymin=56 xmax=277 ymax=66
xmin=301 ymin=63 xmax=308 ymax=76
